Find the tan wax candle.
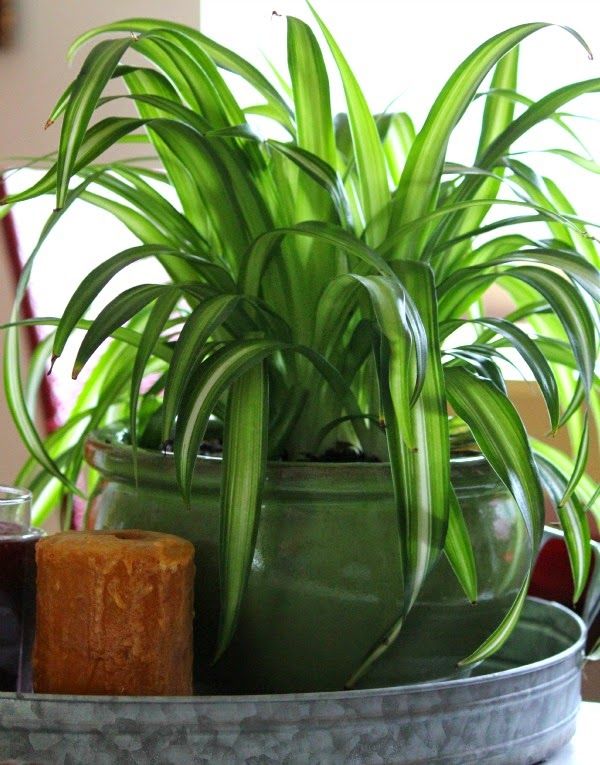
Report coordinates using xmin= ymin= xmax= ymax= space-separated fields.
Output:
xmin=33 ymin=529 xmax=195 ymax=696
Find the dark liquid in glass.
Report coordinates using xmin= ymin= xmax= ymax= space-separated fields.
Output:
xmin=0 ymin=522 xmax=40 ymax=692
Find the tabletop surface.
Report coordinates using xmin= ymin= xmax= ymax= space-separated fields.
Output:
xmin=545 ymin=702 xmax=599 ymax=763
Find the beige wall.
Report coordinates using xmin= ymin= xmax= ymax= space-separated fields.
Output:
xmin=0 ymin=0 xmax=200 ymax=162
xmin=0 ymin=2 xmax=199 ymax=482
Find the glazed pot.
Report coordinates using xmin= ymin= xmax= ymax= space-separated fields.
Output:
xmin=85 ymin=428 xmax=529 ymax=694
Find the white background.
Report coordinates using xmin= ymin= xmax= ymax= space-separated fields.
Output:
xmin=202 ymin=0 xmax=600 ymax=220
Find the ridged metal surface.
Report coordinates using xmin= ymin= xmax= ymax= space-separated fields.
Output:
xmin=0 ymin=598 xmax=584 ymax=764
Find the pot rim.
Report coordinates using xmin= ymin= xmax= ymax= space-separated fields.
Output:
xmin=86 ymin=425 xmax=486 ymax=473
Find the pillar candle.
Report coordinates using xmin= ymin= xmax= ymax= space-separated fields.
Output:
xmin=33 ymin=529 xmax=195 ymax=696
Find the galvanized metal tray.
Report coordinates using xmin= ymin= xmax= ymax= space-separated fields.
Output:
xmin=0 ymin=598 xmax=585 ymax=765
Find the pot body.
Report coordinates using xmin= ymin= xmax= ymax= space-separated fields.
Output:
xmin=85 ymin=430 xmax=529 ymax=693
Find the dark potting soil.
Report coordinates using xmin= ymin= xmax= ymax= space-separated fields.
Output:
xmin=304 ymin=442 xmax=381 ymax=463
xmin=200 ymin=439 xmax=381 ymax=463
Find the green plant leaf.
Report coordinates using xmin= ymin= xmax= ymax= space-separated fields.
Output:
xmin=80 ymin=190 xmax=172 ymax=247
xmin=536 ymin=455 xmax=591 ymax=602
xmin=476 ymin=48 xmax=520 ymax=159
xmin=447 ymin=317 xmax=560 ymax=432
xmin=1 ymin=117 xmax=148 ymax=204
xmin=479 ymin=78 xmax=600 ymax=173
xmin=345 ymin=262 xmax=448 ymax=687
xmin=429 ymin=76 xmax=600 ymax=270
xmin=240 ymin=220 xmax=394 ymax=295
xmin=132 ymin=35 xmax=232 ymax=126
xmin=489 ymin=248 xmax=600 ymax=303
xmin=444 ymin=486 xmax=478 ymax=604
xmin=308 ymin=2 xmax=390 ymax=245
xmin=390 ymin=23 xmax=574 ymax=259
xmin=458 ymin=576 xmax=530 ymax=665
xmin=379 ymin=196 xmax=585 ymax=264
xmin=99 ymin=91 xmax=211 ymax=134
xmin=267 ymin=140 xmax=353 ymax=228
xmin=68 ymin=19 xmax=294 ymax=130
xmin=0 ymin=316 xmax=173 ymax=363
xmin=445 ymin=366 xmax=545 ymax=548
xmin=314 ymin=413 xmax=382 ymax=453
xmin=556 ymin=378 xmax=585 ymax=431
xmin=532 ymin=439 xmax=600 ymax=522
xmin=175 ymin=336 xmax=365 ymax=502
xmin=514 ymin=148 xmax=600 ymax=175
xmin=390 ymin=261 xmax=449 ymax=602
xmin=504 ymin=267 xmax=597 ymax=393
xmin=383 ymin=112 xmax=416 ymax=187
xmin=584 ymin=486 xmax=600 ymax=515
xmin=83 ymin=164 xmax=209 ymax=253
xmin=52 ymin=243 xmax=233 ymax=364
xmin=162 ymin=294 xmax=243 ymax=443
xmin=55 ymin=37 xmax=136 ymax=208
xmin=129 ymin=288 xmax=180 ymax=461
xmin=214 ymin=362 xmax=268 ymax=662
xmin=440 ymin=265 xmax=597 ymax=393
xmin=1 ymin=174 xmax=114 ymax=494
xmin=146 ymin=119 xmax=264 ymax=257
xmin=174 ymin=340 xmax=284 ymax=501
xmin=351 ymin=273 xmax=426 ymax=444
xmin=425 ymin=48 xmax=520 ymax=271
xmin=446 ymin=347 xmax=509 ymax=395
xmin=582 ymin=543 xmax=600 ymax=631
xmin=2 ymin=319 xmax=80 ymax=492
xmin=24 ymin=333 xmax=55 ymax=420
xmin=287 ymin=16 xmax=336 ymax=167
xmin=558 ymin=413 xmax=590 ymax=509
xmin=46 ymin=64 xmax=143 ymax=126
xmin=474 ymin=87 xmax=593 ymax=153
xmin=429 ymin=215 xmax=549 ymax=260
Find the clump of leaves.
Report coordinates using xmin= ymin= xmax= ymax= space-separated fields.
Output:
xmin=2 ymin=7 xmax=599 ymax=679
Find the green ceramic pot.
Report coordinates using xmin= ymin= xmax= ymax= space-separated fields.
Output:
xmin=85 ymin=427 xmax=529 ymax=693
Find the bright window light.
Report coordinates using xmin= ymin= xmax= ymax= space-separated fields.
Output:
xmin=201 ymin=0 xmax=600 ymax=219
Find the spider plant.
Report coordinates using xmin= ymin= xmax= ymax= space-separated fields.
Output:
xmin=2 ymin=5 xmax=599 ymax=682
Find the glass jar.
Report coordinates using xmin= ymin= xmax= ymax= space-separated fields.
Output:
xmin=0 ymin=487 xmax=45 ymax=692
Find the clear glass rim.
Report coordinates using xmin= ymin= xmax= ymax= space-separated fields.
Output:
xmin=0 ymin=527 xmax=45 ymax=541
xmin=0 ymin=485 xmax=32 ymax=506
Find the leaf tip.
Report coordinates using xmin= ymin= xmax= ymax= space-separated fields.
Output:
xmin=44 ymin=118 xmax=54 ymax=130
xmin=211 ymin=643 xmax=226 ymax=666
xmin=47 ymin=355 xmax=58 ymax=375
xmin=181 ymin=483 xmax=192 ymax=512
